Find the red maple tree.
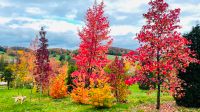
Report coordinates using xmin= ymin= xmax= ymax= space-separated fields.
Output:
xmin=126 ymin=0 xmax=197 ymax=109
xmin=34 ymin=27 xmax=52 ymax=94
xmin=72 ymin=1 xmax=112 ymax=86
xmin=108 ymin=56 xmax=130 ymax=103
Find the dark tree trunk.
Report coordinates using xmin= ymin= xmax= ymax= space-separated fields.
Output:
xmin=156 ymin=48 xmax=161 ymax=110
xmin=156 ymin=74 xmax=161 ymax=109
xmin=7 ymin=80 xmax=10 ymax=90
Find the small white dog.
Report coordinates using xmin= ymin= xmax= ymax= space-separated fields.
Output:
xmin=13 ymin=96 xmax=26 ymax=104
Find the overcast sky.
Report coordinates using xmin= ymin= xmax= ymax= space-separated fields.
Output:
xmin=0 ymin=0 xmax=199 ymax=50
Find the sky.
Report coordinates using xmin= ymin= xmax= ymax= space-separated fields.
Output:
xmin=0 ymin=0 xmax=199 ymax=50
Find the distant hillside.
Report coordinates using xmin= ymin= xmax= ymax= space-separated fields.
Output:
xmin=0 ymin=45 xmax=133 ymax=57
xmin=107 ymin=47 xmax=131 ymax=56
xmin=10 ymin=46 xmax=30 ymax=52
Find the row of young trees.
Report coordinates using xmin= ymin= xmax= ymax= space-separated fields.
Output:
xmin=1 ymin=0 xmax=199 ymax=110
xmin=68 ymin=0 xmax=198 ymax=109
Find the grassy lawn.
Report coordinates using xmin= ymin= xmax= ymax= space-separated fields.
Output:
xmin=107 ymin=55 xmax=122 ymax=60
xmin=0 ymin=85 xmax=199 ymax=112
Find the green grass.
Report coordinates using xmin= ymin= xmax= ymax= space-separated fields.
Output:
xmin=107 ymin=55 xmax=122 ymax=60
xmin=0 ymin=85 xmax=199 ymax=112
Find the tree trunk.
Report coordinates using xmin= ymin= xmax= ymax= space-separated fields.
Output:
xmin=7 ymin=80 xmax=10 ymax=90
xmin=156 ymin=74 xmax=161 ymax=109
xmin=156 ymin=48 xmax=161 ymax=110
xmin=39 ymin=81 xmax=42 ymax=101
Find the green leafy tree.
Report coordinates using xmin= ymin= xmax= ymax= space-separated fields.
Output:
xmin=3 ymin=66 xmax=13 ymax=90
xmin=59 ymin=54 xmax=66 ymax=62
xmin=0 ymin=55 xmax=6 ymax=72
xmin=67 ymin=64 xmax=77 ymax=92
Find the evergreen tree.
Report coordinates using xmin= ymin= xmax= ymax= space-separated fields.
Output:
xmin=175 ymin=25 xmax=200 ymax=107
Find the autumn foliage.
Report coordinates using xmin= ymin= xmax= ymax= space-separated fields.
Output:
xmin=2 ymin=0 xmax=200 ymax=111
xmin=71 ymin=72 xmax=90 ymax=104
xmin=70 ymin=80 xmax=89 ymax=104
xmin=108 ymin=56 xmax=130 ymax=103
xmin=126 ymin=0 xmax=197 ymax=109
xmin=50 ymin=72 xmax=67 ymax=99
xmin=71 ymin=1 xmax=114 ymax=107
xmin=12 ymin=51 xmax=32 ymax=87
xmin=72 ymin=1 xmax=112 ymax=86
xmin=88 ymin=71 xmax=115 ymax=108
xmin=48 ymin=58 xmax=68 ymax=99
xmin=34 ymin=28 xmax=52 ymax=94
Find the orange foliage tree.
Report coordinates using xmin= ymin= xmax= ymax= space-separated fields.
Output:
xmin=49 ymin=58 xmax=68 ymax=99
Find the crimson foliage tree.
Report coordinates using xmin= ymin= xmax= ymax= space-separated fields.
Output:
xmin=34 ymin=27 xmax=51 ymax=94
xmin=108 ymin=56 xmax=130 ymax=103
xmin=127 ymin=0 xmax=197 ymax=109
xmin=73 ymin=1 xmax=112 ymax=86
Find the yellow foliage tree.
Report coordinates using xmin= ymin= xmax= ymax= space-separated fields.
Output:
xmin=88 ymin=70 xmax=115 ymax=108
xmin=12 ymin=50 xmax=35 ymax=88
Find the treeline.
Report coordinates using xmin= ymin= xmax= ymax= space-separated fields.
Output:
xmin=0 ymin=46 xmax=130 ymax=57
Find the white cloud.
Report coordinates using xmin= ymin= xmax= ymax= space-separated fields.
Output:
xmin=115 ymin=16 xmax=127 ymax=20
xmin=110 ymin=25 xmax=140 ymax=36
xmin=105 ymin=0 xmax=149 ymax=14
xmin=180 ymin=14 xmax=200 ymax=33
xmin=0 ymin=0 xmax=200 ymax=49
xmin=9 ymin=18 xmax=80 ymax=33
xmin=14 ymin=17 xmax=36 ymax=22
xmin=0 ymin=17 xmax=12 ymax=24
xmin=168 ymin=2 xmax=200 ymax=33
xmin=65 ymin=9 xmax=77 ymax=19
xmin=26 ymin=7 xmax=46 ymax=15
xmin=170 ymin=3 xmax=200 ymax=14
xmin=0 ymin=1 xmax=13 ymax=8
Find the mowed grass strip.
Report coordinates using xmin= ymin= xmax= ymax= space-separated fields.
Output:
xmin=0 ymin=85 xmax=198 ymax=112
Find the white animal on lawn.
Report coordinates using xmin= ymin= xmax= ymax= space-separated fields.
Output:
xmin=13 ymin=96 xmax=26 ymax=104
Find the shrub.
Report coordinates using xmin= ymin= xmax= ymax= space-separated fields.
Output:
xmin=70 ymin=82 xmax=89 ymax=104
xmin=89 ymin=78 xmax=115 ymax=108
xmin=50 ymin=73 xmax=67 ymax=99
xmin=49 ymin=62 xmax=68 ymax=99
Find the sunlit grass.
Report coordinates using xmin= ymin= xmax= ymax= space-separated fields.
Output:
xmin=0 ymin=85 xmax=199 ymax=112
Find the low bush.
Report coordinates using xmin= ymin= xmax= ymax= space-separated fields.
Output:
xmin=89 ymin=78 xmax=115 ymax=108
xmin=50 ymin=73 xmax=67 ymax=99
xmin=70 ymin=82 xmax=89 ymax=104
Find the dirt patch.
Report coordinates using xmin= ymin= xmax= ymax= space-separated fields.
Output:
xmin=134 ymin=101 xmax=177 ymax=112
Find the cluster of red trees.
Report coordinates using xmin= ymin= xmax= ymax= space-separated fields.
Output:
xmin=31 ymin=0 xmax=198 ymax=110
